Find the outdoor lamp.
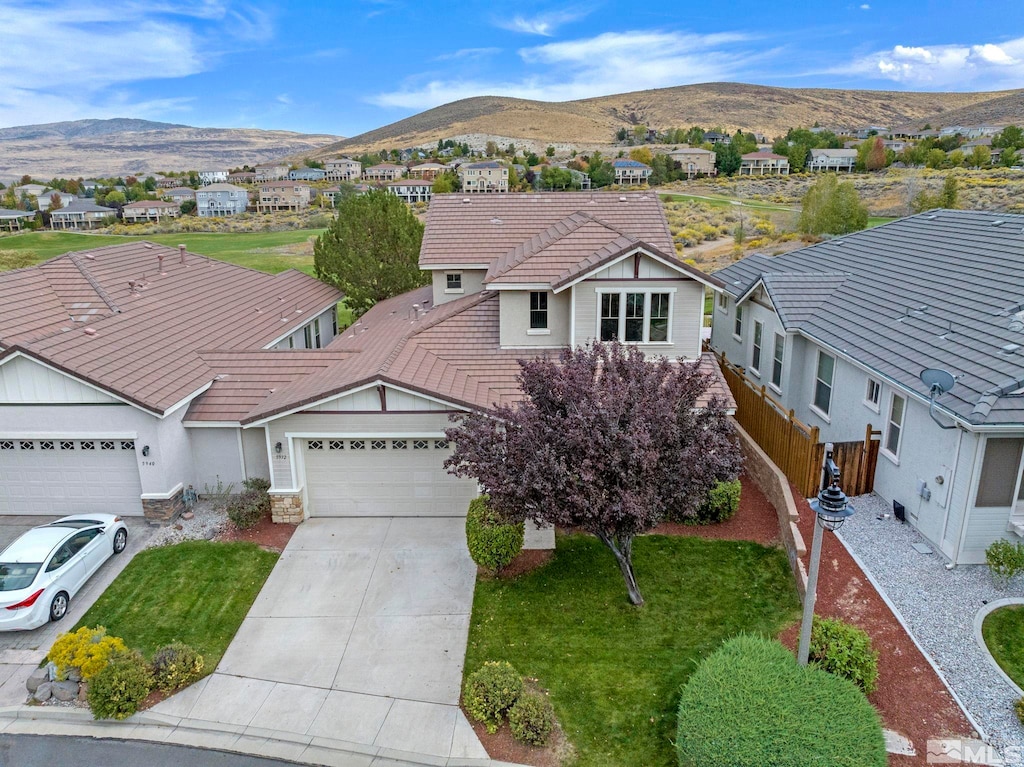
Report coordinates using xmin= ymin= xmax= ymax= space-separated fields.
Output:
xmin=809 ymin=482 xmax=855 ymax=531
xmin=275 ymin=442 xmax=283 ymax=454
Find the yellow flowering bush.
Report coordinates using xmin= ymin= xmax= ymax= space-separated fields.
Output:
xmin=47 ymin=626 xmax=127 ymax=680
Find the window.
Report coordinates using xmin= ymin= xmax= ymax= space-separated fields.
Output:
xmin=120 ymin=440 xmax=135 ymax=451
xmin=813 ymin=351 xmax=835 ymax=416
xmin=649 ymin=293 xmax=669 ymax=342
xmin=865 ymin=379 xmax=881 ymax=410
xmin=329 ymin=440 xmax=344 ymax=450
xmin=624 ymin=293 xmax=645 ymax=342
xmin=600 ymin=293 xmax=620 ymax=341
xmin=884 ymin=394 xmax=905 ymax=458
xmin=371 ymin=439 xmax=386 ymax=450
xmin=751 ymin=321 xmax=763 ymax=375
xmin=307 ymin=440 xmax=323 ymax=450
xmin=976 ymin=438 xmax=1024 ymax=507
xmin=733 ymin=305 xmax=744 ymax=339
xmin=434 ymin=439 xmax=449 ymax=450
xmin=413 ymin=439 xmax=429 ymax=450
xmin=303 ymin=324 xmax=313 ymax=349
xmin=717 ymin=292 xmax=728 ymax=314
xmin=446 ymin=273 xmax=462 ymax=291
xmin=349 ymin=440 xmax=365 ymax=450
xmin=313 ymin=319 xmax=321 ymax=349
xmin=332 ymin=310 xmax=339 ymax=337
xmin=598 ymin=291 xmax=672 ymax=343
xmin=530 ymin=292 xmax=548 ymax=330
xmin=771 ymin=334 xmax=784 ymax=388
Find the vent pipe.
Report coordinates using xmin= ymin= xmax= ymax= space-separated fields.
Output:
xmin=157 ymin=253 xmax=166 ymax=276
xmin=179 ymin=244 xmax=186 ymax=264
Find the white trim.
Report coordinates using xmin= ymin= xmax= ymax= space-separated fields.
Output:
xmin=289 ymin=430 xmax=447 ymax=440
xmin=569 ymin=285 xmax=576 ymax=346
xmin=526 ymin=328 xmax=551 ymax=336
xmin=500 ymin=345 xmax=564 ymax=350
xmin=161 ymin=383 xmax=212 ymax=419
xmin=717 ymin=292 xmax=729 ymax=314
xmin=808 ymin=403 xmax=832 ymax=424
xmin=425 ymin=263 xmax=489 ymax=270
xmin=265 ymin=427 xmax=281 ymax=491
xmin=141 ymin=482 xmax=184 ymax=501
xmin=261 ymin=300 xmax=339 ymax=350
xmin=770 ymin=332 xmax=785 ymax=390
xmin=183 ymin=421 xmax=242 ymax=428
xmin=811 ymin=348 xmax=834 ymax=419
xmin=863 ymin=377 xmax=882 ymax=414
xmin=444 ymin=288 xmax=465 ymax=294
xmin=486 ymin=283 xmax=553 ymax=291
xmin=881 ymin=391 xmax=906 ymax=464
xmin=750 ymin=319 xmax=764 ymax=376
xmin=236 ymin=428 xmax=246 ymax=480
xmin=594 ymin=287 xmax=676 ymax=345
xmin=381 ymin=382 xmax=470 ymax=412
xmin=0 ymin=431 xmax=137 ymax=439
xmin=555 ymin=245 xmax=720 ymax=293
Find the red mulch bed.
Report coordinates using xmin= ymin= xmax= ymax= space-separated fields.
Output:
xmin=216 ymin=515 xmax=296 ymax=552
xmin=488 ymin=549 xmax=554 ymax=579
xmin=779 ymin=487 xmax=974 ymax=766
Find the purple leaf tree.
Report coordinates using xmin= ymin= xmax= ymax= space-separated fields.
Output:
xmin=445 ymin=341 xmax=742 ymax=606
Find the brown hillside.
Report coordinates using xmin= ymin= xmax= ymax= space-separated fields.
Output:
xmin=314 ymin=82 xmax=1021 ymax=156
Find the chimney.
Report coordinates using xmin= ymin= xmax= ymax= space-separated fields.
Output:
xmin=179 ymin=244 xmax=186 ymax=264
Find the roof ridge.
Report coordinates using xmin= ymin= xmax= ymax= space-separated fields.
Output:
xmin=67 ymin=252 xmax=121 ymax=314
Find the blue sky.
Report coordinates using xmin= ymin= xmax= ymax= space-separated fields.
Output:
xmin=2 ymin=1 xmax=1024 ymax=136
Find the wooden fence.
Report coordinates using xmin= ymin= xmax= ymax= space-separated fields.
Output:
xmin=717 ymin=352 xmax=880 ymax=498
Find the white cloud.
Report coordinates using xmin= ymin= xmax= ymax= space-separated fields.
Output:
xmin=842 ymin=37 xmax=1024 ymax=88
xmin=494 ymin=8 xmax=589 ymax=36
xmin=859 ymin=4 xmax=870 ymax=9
xmin=370 ymin=29 xmax=764 ymax=110
xmin=434 ymin=47 xmax=502 ymax=62
xmin=276 ymin=94 xmax=293 ymax=105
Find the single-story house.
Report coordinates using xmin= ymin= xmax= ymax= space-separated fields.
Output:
xmin=711 ymin=210 xmax=1024 ymax=564
xmin=163 ymin=187 xmax=196 ymax=205
xmin=0 ymin=209 xmax=35 ymax=231
xmin=49 ymin=200 xmax=114 ymax=230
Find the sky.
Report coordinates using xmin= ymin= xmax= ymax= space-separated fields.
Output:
xmin=2 ymin=0 xmax=1024 ymax=137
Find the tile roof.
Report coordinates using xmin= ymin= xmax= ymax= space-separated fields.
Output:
xmin=465 ymin=161 xmax=503 ymax=169
xmin=742 ymin=152 xmax=788 ymax=160
xmin=197 ymin=183 xmax=248 ymax=193
xmin=612 ymin=159 xmax=651 ymax=168
xmin=809 ymin=148 xmax=857 ymax=159
xmin=50 ymin=200 xmax=113 ymax=215
xmin=714 ymin=210 xmax=1024 ymax=426
xmin=0 ymin=242 xmax=341 ymax=415
xmin=0 ymin=208 xmax=34 ymax=218
xmin=122 ymin=200 xmax=178 ymax=209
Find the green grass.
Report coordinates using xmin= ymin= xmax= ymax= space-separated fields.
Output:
xmin=73 ymin=541 xmax=278 ymax=670
xmin=982 ymin=605 xmax=1024 ymax=689
xmin=0 ymin=229 xmax=323 ymax=276
xmin=465 ymin=534 xmax=800 ymax=767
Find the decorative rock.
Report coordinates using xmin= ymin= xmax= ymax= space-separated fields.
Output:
xmin=181 ymin=511 xmax=195 ymax=520
xmin=26 ymin=668 xmax=49 ymax=694
xmin=51 ymin=681 xmax=78 ymax=702
xmin=33 ymin=682 xmax=53 ymax=702
xmin=77 ymin=682 xmax=88 ymax=703
xmin=204 ymin=529 xmax=217 ymax=540
xmin=66 ymin=667 xmax=82 ymax=683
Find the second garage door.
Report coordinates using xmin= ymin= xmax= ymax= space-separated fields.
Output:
xmin=303 ymin=437 xmax=479 ymax=517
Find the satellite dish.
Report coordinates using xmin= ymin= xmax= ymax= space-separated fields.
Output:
xmin=921 ymin=368 xmax=956 ymax=396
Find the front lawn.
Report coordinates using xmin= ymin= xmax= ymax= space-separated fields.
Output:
xmin=73 ymin=541 xmax=278 ymax=670
xmin=464 ymin=534 xmax=800 ymax=767
xmin=982 ymin=605 xmax=1024 ymax=689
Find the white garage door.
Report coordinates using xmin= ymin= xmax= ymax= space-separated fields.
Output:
xmin=303 ymin=437 xmax=479 ymax=517
xmin=0 ymin=438 xmax=143 ymax=516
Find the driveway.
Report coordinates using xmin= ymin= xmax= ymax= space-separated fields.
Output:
xmin=0 ymin=515 xmax=152 ymax=705
xmin=154 ymin=517 xmax=487 ymax=760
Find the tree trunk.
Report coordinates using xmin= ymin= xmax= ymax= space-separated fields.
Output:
xmin=595 ymin=531 xmax=644 ymax=606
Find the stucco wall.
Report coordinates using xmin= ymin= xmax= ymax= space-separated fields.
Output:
xmin=242 ymin=426 xmax=270 ymax=481
xmin=499 ymin=290 xmax=570 ymax=348
xmin=431 ymin=269 xmax=486 ymax=306
xmin=190 ymin=428 xmax=245 ymax=491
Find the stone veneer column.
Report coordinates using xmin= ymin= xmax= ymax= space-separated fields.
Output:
xmin=141 ymin=488 xmax=185 ymax=524
xmin=270 ymin=493 xmax=304 ymax=524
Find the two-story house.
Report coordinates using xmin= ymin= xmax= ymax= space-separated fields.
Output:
xmin=255 ymin=164 xmax=289 ymax=182
xmin=289 ymin=168 xmax=327 ymax=182
xmin=49 ymin=200 xmax=114 ymax=229
xmin=156 ymin=177 xmax=180 ymax=190
xmin=612 ymin=159 xmax=653 ymax=185
xmin=227 ymin=171 xmax=257 ymax=184
xmin=163 ymin=187 xmax=195 ymax=205
xmin=195 ymin=183 xmax=250 ymax=217
xmin=198 ymin=170 xmax=229 ymax=185
xmin=806 ymin=148 xmax=857 ymax=172
xmin=459 ymin=161 xmax=509 ymax=193
xmin=121 ymin=200 xmax=181 ymax=223
xmin=711 ymin=210 xmax=1024 ymax=565
xmin=324 ymin=158 xmax=362 ymax=182
xmin=363 ymin=164 xmax=405 ymax=182
xmin=35 ymin=191 xmax=76 ymax=211
xmin=257 ymin=181 xmax=311 ymax=212
xmin=385 ymin=179 xmax=433 ymax=204
xmin=408 ymin=162 xmax=446 ymax=181
xmin=667 ymin=148 xmax=717 ymax=178
xmin=739 ymin=152 xmax=790 ymax=175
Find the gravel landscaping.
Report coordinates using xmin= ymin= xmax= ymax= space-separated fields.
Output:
xmin=838 ymin=492 xmax=1024 ymax=758
xmin=144 ymin=499 xmax=227 ymax=549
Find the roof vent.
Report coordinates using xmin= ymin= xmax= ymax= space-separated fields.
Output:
xmin=490 ymin=217 xmax=502 ymax=225
xmin=999 ymin=343 xmax=1021 ymax=356
xmin=83 ymin=327 xmax=97 ymax=336
xmin=925 ymin=214 xmax=938 ymax=220
xmin=992 ymin=220 xmax=1005 ymax=226
xmin=84 ymin=254 xmax=95 ymax=260
xmin=462 ymin=198 xmax=471 ymax=204
xmin=618 ymin=196 xmax=628 ymax=202
xmin=143 ymin=243 xmax=153 ymax=249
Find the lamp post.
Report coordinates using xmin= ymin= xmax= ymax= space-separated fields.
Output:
xmin=797 ymin=445 xmax=855 ymax=666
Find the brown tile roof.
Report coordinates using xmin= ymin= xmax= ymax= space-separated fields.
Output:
xmin=420 ymin=192 xmax=674 ymax=267
xmin=122 ymin=200 xmax=178 ymax=209
xmin=0 ymin=242 xmax=341 ymax=414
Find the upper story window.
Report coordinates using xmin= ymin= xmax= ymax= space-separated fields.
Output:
xmin=884 ymin=393 xmax=906 ymax=459
xmin=598 ymin=290 xmax=672 ymax=343
xmin=771 ymin=333 xmax=784 ymax=389
xmin=303 ymin=324 xmax=313 ymax=349
xmin=865 ymin=378 xmax=881 ymax=411
xmin=717 ymin=292 xmax=728 ymax=313
xmin=733 ymin=305 xmax=744 ymax=339
xmin=446 ymin=273 xmax=462 ymax=292
xmin=313 ymin=318 xmax=322 ymax=349
xmin=751 ymin=321 xmax=764 ymax=375
xmin=530 ymin=292 xmax=548 ymax=329
xmin=813 ymin=350 xmax=835 ymax=416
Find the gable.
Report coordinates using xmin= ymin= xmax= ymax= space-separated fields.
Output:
xmin=590 ymin=251 xmax=683 ymax=281
xmin=302 ymin=383 xmax=456 ymax=413
xmin=0 ymin=354 xmax=120 ymax=404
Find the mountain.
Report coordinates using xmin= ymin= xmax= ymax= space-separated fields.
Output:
xmin=310 ymin=82 xmax=1024 ymax=156
xmin=0 ymin=118 xmax=342 ymax=181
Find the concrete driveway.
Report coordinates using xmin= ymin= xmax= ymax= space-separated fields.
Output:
xmin=0 ymin=515 xmax=152 ymax=705
xmin=154 ymin=517 xmax=486 ymax=761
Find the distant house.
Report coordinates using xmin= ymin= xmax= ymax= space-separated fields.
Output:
xmin=227 ymin=171 xmax=257 ymax=184
xmin=35 ymin=191 xmax=77 ymax=211
xmin=155 ymin=177 xmax=180 ymax=189
xmin=255 ymin=164 xmax=289 ymax=182
xmin=667 ymin=148 xmax=717 ymax=178
xmin=80 ymin=180 xmax=102 ymax=194
xmin=806 ymin=148 xmax=857 ymax=172
xmin=883 ymin=139 xmax=910 ymax=153
xmin=363 ymin=163 xmax=405 ymax=182
xmin=121 ymin=200 xmax=181 ymax=223
xmin=198 ymin=170 xmax=229 ymax=186
xmin=163 ymin=187 xmax=196 ymax=205
xmin=855 ymin=126 xmax=889 ymax=140
xmin=324 ymin=158 xmax=361 ymax=182
xmin=257 ymin=181 xmax=311 ymax=213
xmin=49 ymin=200 xmax=114 ymax=230
xmin=739 ymin=152 xmax=790 ymax=176
xmin=459 ymin=161 xmax=509 ymax=193
xmin=0 ymin=209 xmax=35 ymax=231
xmin=385 ymin=179 xmax=433 ymax=204
xmin=288 ymin=168 xmax=326 ymax=182
xmin=16 ymin=184 xmax=48 ymax=198
xmin=612 ymin=159 xmax=652 ymax=185
xmin=407 ymin=162 xmax=446 ymax=181
xmin=195 ymin=183 xmax=249 ymax=217
xmin=703 ymin=131 xmax=731 ymax=145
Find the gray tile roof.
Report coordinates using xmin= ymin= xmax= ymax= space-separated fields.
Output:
xmin=714 ymin=210 xmax=1024 ymax=427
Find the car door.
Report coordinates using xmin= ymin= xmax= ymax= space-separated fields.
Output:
xmin=44 ymin=541 xmax=85 ymax=598
xmin=76 ymin=527 xmax=109 ymax=583
xmin=64 ymin=529 xmax=104 ymax=595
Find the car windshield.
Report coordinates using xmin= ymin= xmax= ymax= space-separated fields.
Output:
xmin=0 ymin=563 xmax=42 ymax=591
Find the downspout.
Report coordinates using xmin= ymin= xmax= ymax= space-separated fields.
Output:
xmin=938 ymin=426 xmax=964 ymax=555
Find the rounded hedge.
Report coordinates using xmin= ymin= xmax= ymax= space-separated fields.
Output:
xmin=463 ymin=660 xmax=523 ymax=733
xmin=809 ymin=616 xmax=879 ymax=694
xmin=694 ymin=479 xmax=742 ymax=524
xmin=87 ymin=649 xmax=153 ymax=721
xmin=676 ymin=635 xmax=886 ymax=767
xmin=465 ymin=496 xmax=524 ymax=574
xmin=509 ymin=690 xmax=555 ymax=746
xmin=151 ymin=642 xmax=206 ymax=693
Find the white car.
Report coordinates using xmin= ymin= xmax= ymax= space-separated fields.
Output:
xmin=0 ymin=514 xmax=128 ymax=631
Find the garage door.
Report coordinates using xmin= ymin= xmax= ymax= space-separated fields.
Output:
xmin=0 ymin=438 xmax=143 ymax=516
xmin=303 ymin=438 xmax=479 ymax=517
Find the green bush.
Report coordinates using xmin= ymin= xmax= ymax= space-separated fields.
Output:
xmin=150 ymin=642 xmax=205 ymax=693
xmin=465 ymin=496 xmax=524 ymax=574
xmin=689 ymin=479 xmax=742 ymax=524
xmin=986 ymin=539 xmax=1024 ymax=588
xmin=463 ymin=661 xmax=523 ymax=733
xmin=242 ymin=476 xmax=271 ymax=494
xmin=227 ymin=479 xmax=271 ymax=530
xmin=1015 ymin=697 xmax=1024 ymax=726
xmin=676 ymin=635 xmax=886 ymax=767
xmin=508 ymin=690 xmax=555 ymax=746
xmin=809 ymin=617 xmax=879 ymax=694
xmin=87 ymin=649 xmax=153 ymax=720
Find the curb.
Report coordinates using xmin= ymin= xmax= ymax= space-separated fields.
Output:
xmin=972 ymin=598 xmax=1024 ymax=699
xmin=0 ymin=705 xmax=528 ymax=767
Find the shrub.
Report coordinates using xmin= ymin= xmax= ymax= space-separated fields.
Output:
xmin=676 ymin=635 xmax=886 ymax=767
xmin=463 ymin=661 xmax=523 ymax=733
xmin=465 ymin=496 xmax=524 ymax=574
xmin=809 ymin=617 xmax=879 ymax=694
xmin=47 ymin=626 xmax=127 ymax=681
xmin=688 ymin=479 xmax=742 ymax=524
xmin=508 ymin=690 xmax=555 ymax=746
xmin=87 ymin=649 xmax=153 ymax=720
xmin=150 ymin=642 xmax=205 ymax=693
xmin=986 ymin=539 xmax=1024 ymax=589
xmin=227 ymin=478 xmax=271 ymax=530
xmin=1015 ymin=697 xmax=1024 ymax=726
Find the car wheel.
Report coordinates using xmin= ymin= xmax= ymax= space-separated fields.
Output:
xmin=49 ymin=592 xmax=69 ymax=622
xmin=112 ymin=528 xmax=128 ymax=554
